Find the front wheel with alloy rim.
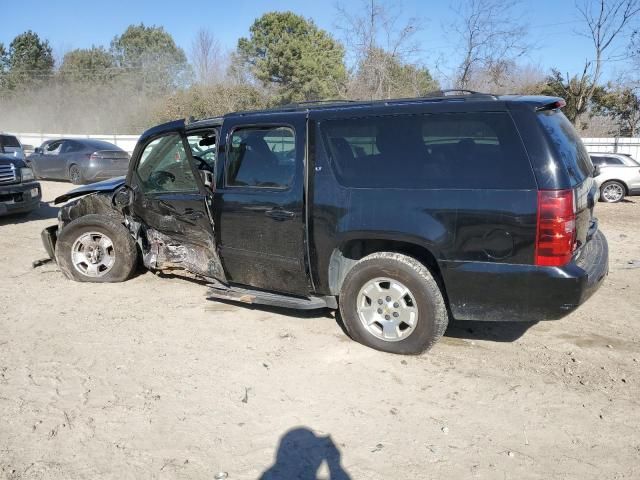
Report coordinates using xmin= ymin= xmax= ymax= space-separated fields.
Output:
xmin=55 ymin=214 xmax=138 ymax=283
xmin=600 ymin=180 xmax=625 ymax=203
xmin=339 ymin=252 xmax=448 ymax=355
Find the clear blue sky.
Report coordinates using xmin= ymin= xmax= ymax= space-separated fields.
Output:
xmin=1 ymin=0 xmax=634 ymax=82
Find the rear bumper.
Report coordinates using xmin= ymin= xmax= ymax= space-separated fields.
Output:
xmin=440 ymin=230 xmax=609 ymax=322
xmin=0 ymin=181 xmax=42 ymax=216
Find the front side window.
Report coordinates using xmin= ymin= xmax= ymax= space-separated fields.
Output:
xmin=226 ymin=126 xmax=295 ymax=188
xmin=320 ymin=112 xmax=534 ymax=189
xmin=44 ymin=141 xmax=62 ymax=155
xmin=136 ymin=134 xmax=198 ymax=194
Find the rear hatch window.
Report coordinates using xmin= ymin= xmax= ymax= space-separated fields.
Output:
xmin=537 ymin=110 xmax=593 ymax=186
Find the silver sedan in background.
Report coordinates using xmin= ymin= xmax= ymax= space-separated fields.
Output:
xmin=27 ymin=138 xmax=130 ymax=185
xmin=590 ymin=152 xmax=640 ymax=203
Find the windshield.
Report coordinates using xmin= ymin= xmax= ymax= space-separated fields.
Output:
xmin=537 ymin=110 xmax=593 ymax=185
xmin=0 ymin=135 xmax=24 ymax=158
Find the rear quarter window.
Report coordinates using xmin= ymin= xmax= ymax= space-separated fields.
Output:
xmin=537 ymin=110 xmax=593 ymax=185
xmin=319 ymin=111 xmax=535 ymax=189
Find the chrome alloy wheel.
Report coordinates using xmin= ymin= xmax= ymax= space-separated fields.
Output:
xmin=602 ymin=183 xmax=624 ymax=202
xmin=357 ymin=277 xmax=419 ymax=342
xmin=71 ymin=232 xmax=115 ymax=277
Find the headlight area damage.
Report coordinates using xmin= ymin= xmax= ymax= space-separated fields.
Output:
xmin=41 ymin=185 xmax=226 ymax=283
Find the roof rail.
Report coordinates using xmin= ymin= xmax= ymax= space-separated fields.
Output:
xmin=427 ymin=89 xmax=483 ymax=96
xmin=279 ymin=99 xmax=357 ymax=108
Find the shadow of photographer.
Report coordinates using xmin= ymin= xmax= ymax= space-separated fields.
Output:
xmin=259 ymin=427 xmax=351 ymax=480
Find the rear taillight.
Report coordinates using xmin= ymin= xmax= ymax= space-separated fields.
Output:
xmin=535 ymin=189 xmax=576 ymax=267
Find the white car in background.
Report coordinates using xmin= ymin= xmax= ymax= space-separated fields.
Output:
xmin=589 ymin=152 xmax=640 ymax=203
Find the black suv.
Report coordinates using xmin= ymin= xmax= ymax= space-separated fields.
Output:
xmin=41 ymin=92 xmax=608 ymax=354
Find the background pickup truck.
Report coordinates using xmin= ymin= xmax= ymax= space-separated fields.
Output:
xmin=0 ymin=154 xmax=41 ymax=216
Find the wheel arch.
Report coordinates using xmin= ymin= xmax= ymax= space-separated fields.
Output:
xmin=59 ymin=192 xmax=124 ymax=229
xmin=328 ymin=237 xmax=445 ymax=296
xmin=601 ymin=178 xmax=629 ymax=195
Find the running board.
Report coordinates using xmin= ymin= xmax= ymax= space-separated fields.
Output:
xmin=206 ymin=285 xmax=336 ymax=310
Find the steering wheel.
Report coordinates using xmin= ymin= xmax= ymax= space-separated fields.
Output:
xmin=192 ymin=155 xmax=213 ymax=172
xmin=148 ymin=170 xmax=176 ymax=189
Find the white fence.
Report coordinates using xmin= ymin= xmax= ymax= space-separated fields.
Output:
xmin=15 ymin=133 xmax=140 ymax=154
xmin=581 ymin=137 xmax=640 ymax=159
xmin=11 ymin=133 xmax=640 ymax=160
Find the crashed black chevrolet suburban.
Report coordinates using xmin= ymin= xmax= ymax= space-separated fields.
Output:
xmin=41 ymin=91 xmax=608 ymax=354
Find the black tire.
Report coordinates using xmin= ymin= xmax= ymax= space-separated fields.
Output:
xmin=55 ymin=214 xmax=138 ymax=283
xmin=339 ymin=252 xmax=448 ymax=355
xmin=69 ymin=164 xmax=83 ymax=185
xmin=600 ymin=180 xmax=626 ymax=203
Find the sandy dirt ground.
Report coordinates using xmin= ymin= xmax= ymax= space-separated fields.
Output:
xmin=1 ymin=180 xmax=639 ymax=480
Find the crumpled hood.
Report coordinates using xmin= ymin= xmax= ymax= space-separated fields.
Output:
xmin=54 ymin=176 xmax=126 ymax=204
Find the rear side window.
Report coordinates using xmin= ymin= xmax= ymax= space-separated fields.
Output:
xmin=603 ymin=156 xmax=623 ymax=165
xmin=320 ymin=112 xmax=535 ymax=189
xmin=537 ymin=110 xmax=593 ymax=185
xmin=226 ymin=126 xmax=295 ymax=189
xmin=61 ymin=141 xmax=83 ymax=153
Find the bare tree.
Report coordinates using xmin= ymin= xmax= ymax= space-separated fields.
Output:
xmin=563 ymin=0 xmax=640 ymax=121
xmin=465 ymin=61 xmax=547 ymax=94
xmin=334 ymin=0 xmax=436 ymax=100
xmin=190 ymin=28 xmax=223 ymax=85
xmin=451 ymin=0 xmax=530 ymax=89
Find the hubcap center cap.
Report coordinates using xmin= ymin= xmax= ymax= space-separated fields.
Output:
xmin=86 ymin=244 xmax=104 ymax=263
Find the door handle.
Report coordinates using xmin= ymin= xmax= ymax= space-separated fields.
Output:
xmin=265 ymin=208 xmax=295 ymax=221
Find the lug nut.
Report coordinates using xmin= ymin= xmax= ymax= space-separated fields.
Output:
xmin=393 ymin=312 xmax=399 ymax=318
xmin=386 ymin=296 xmax=391 ymax=302
xmin=393 ymin=302 xmax=399 ymax=308
xmin=385 ymin=315 xmax=390 ymax=320
xmin=378 ymin=299 xmax=383 ymax=305
xmin=377 ymin=308 xmax=383 ymax=314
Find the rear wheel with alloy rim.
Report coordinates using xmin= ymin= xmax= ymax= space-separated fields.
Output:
xmin=357 ymin=277 xmax=419 ymax=342
xmin=339 ymin=252 xmax=448 ymax=354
